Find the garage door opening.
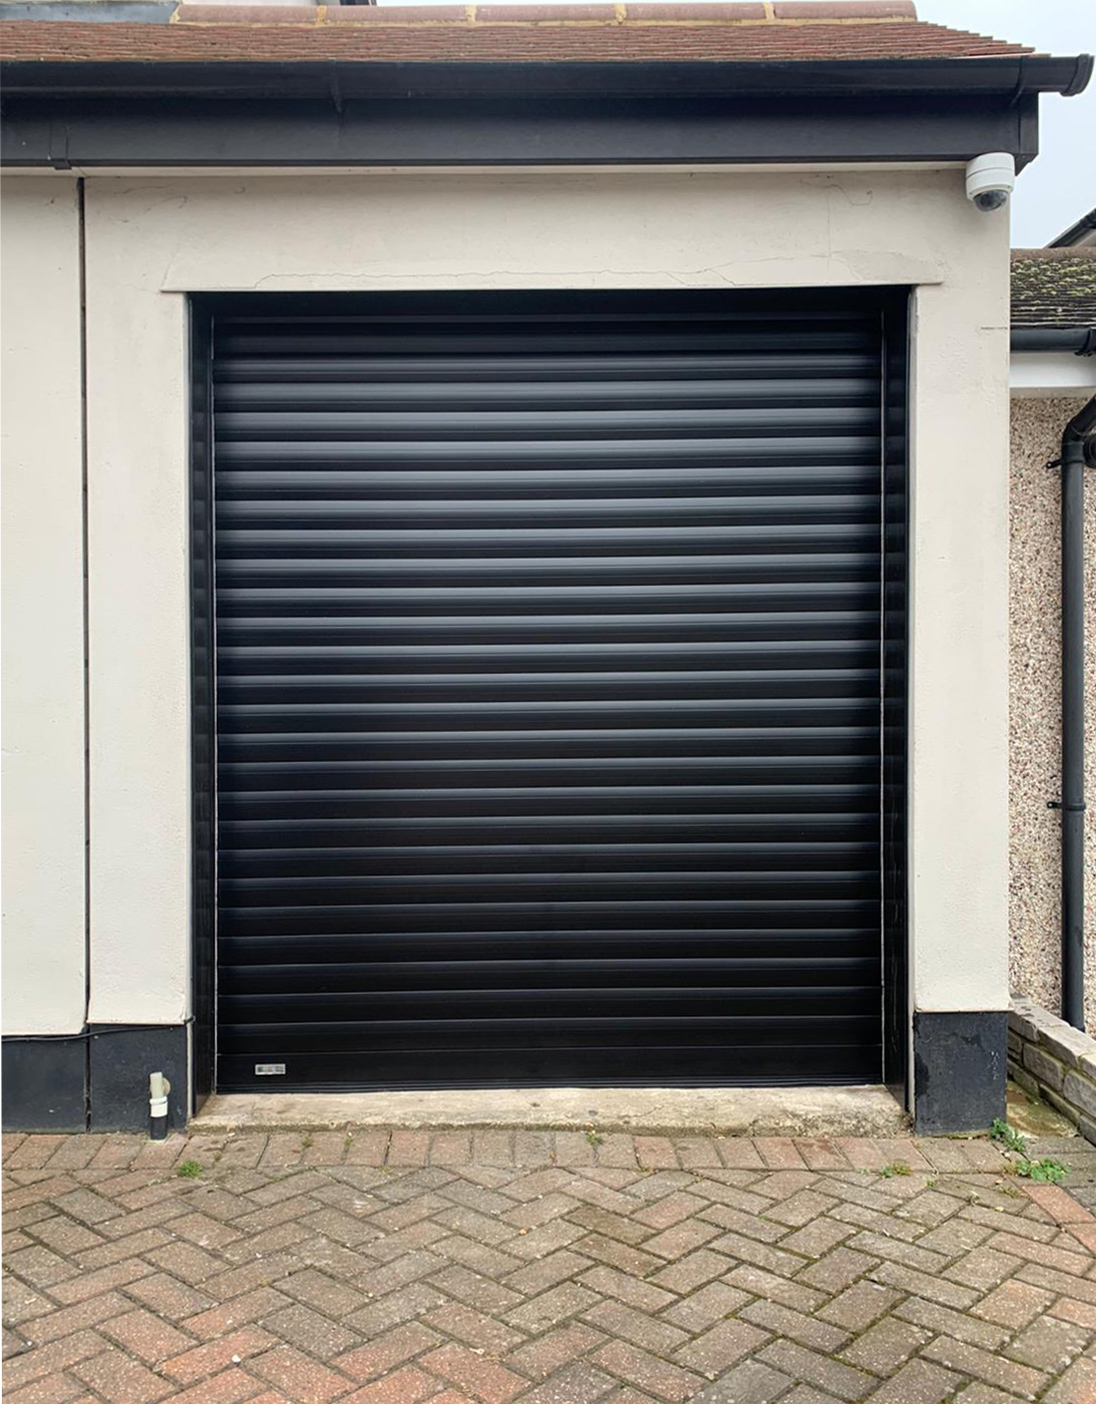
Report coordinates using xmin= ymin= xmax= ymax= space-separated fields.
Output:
xmin=189 ymin=290 xmax=909 ymax=1097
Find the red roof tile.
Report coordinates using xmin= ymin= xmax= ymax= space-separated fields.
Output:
xmin=0 ymin=2 xmax=1034 ymax=65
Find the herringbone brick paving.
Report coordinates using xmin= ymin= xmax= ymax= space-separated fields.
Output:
xmin=4 ymin=1130 xmax=1096 ymax=1402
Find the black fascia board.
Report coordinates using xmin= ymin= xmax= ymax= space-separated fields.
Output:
xmin=0 ymin=90 xmax=1044 ymax=170
xmin=1 ymin=54 xmax=1089 ymax=170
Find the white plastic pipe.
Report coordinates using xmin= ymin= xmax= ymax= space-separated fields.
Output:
xmin=149 ymin=1071 xmax=171 ymax=1139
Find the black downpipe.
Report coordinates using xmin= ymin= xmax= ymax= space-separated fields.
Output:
xmin=1057 ymin=393 xmax=1096 ymax=1029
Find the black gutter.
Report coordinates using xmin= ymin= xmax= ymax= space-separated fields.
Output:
xmin=1011 ymin=327 xmax=1096 ymax=356
xmin=1049 ymin=208 xmax=1096 ymax=249
xmin=1 ymin=53 xmax=1091 ymax=101
xmin=1056 ymin=395 xmax=1096 ymax=1029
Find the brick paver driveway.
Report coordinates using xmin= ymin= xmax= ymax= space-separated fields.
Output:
xmin=5 ymin=1129 xmax=1096 ymax=1403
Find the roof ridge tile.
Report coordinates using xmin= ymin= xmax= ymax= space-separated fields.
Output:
xmin=169 ymin=0 xmax=920 ymax=23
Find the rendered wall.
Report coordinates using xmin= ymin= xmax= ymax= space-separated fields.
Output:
xmin=2 ymin=167 xmax=1012 ymax=1060
xmin=1009 ymin=395 xmax=1096 ymax=1033
xmin=0 ymin=177 xmax=87 ymax=1035
xmin=907 ymin=275 xmax=1010 ymax=1017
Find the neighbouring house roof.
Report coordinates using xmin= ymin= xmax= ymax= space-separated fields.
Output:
xmin=0 ymin=2 xmax=1043 ymax=65
xmin=1011 ymin=249 xmax=1096 ymax=330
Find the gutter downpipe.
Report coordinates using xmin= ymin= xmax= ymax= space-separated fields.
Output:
xmin=1058 ymin=392 xmax=1096 ymax=1029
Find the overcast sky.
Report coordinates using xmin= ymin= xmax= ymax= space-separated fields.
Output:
xmin=377 ymin=0 xmax=1095 ymax=247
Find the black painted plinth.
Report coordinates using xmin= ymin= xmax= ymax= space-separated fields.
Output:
xmin=2 ymin=1024 xmax=189 ymax=1132
xmin=913 ymin=1010 xmax=1008 ymax=1135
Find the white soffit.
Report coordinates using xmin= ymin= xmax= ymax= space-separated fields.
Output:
xmin=1010 ymin=352 xmax=1096 ymax=399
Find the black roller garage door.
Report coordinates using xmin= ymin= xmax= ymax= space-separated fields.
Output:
xmin=210 ymin=291 xmax=889 ymax=1091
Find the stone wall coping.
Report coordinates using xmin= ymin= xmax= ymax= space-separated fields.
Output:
xmin=1009 ymin=997 xmax=1096 ymax=1147
xmin=1010 ymin=998 xmax=1096 ymax=1072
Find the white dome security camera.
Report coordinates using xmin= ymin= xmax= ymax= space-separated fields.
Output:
xmin=965 ymin=152 xmax=1016 ymax=212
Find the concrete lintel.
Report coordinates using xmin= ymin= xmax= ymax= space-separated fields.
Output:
xmin=195 ymin=1085 xmax=907 ymax=1137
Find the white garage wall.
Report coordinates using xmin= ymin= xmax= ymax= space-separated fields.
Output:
xmin=1 ymin=177 xmax=88 ymax=1034
xmin=908 ymin=278 xmax=1011 ymax=1014
xmin=83 ymin=192 xmax=191 ymax=1025
xmin=4 ymin=166 xmax=1010 ymax=1042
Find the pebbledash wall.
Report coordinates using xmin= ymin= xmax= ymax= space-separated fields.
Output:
xmin=1009 ymin=395 xmax=1096 ymax=1034
xmin=1 ymin=167 xmax=1012 ymax=1129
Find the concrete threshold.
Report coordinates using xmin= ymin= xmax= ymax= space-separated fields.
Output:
xmin=195 ymin=1085 xmax=907 ymax=1137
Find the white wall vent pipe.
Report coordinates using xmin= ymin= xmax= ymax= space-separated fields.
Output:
xmin=149 ymin=1071 xmax=171 ymax=1140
